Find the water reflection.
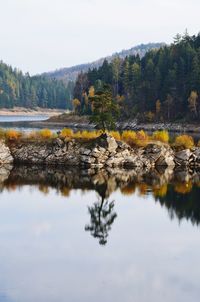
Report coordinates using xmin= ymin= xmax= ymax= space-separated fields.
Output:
xmin=85 ymin=196 xmax=117 ymax=245
xmin=1 ymin=164 xmax=200 ymax=245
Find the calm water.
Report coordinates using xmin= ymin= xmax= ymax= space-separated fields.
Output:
xmin=0 ymin=115 xmax=62 ymax=132
xmin=0 ymin=115 xmax=48 ymax=122
xmin=0 ymin=165 xmax=199 ymax=302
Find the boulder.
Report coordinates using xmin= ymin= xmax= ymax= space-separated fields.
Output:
xmin=0 ymin=140 xmax=13 ymax=164
xmin=95 ymin=133 xmax=118 ymax=153
xmin=175 ymin=149 xmax=191 ymax=166
xmin=143 ymin=142 xmax=175 ymax=167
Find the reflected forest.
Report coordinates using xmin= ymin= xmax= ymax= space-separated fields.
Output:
xmin=1 ymin=164 xmax=200 ymax=245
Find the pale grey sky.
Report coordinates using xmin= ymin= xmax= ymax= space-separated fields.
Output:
xmin=0 ymin=0 xmax=199 ymax=74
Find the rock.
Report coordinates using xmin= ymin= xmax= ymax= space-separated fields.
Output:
xmin=175 ymin=149 xmax=191 ymax=166
xmin=80 ymin=155 xmax=96 ymax=164
xmin=143 ymin=142 xmax=175 ymax=167
xmin=80 ymin=149 xmax=91 ymax=156
xmin=106 ymin=157 xmax=124 ymax=167
xmin=96 ymin=133 xmax=118 ymax=153
xmin=0 ymin=140 xmax=13 ymax=164
xmin=123 ymin=156 xmax=143 ymax=168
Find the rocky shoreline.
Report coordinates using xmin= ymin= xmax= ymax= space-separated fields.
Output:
xmin=27 ymin=114 xmax=200 ymax=133
xmin=0 ymin=133 xmax=200 ymax=170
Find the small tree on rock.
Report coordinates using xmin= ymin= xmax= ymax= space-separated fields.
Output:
xmin=89 ymin=84 xmax=119 ymax=131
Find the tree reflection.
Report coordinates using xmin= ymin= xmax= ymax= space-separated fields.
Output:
xmin=85 ymin=196 xmax=117 ymax=245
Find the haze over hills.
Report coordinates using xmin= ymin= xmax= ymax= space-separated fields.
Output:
xmin=45 ymin=42 xmax=165 ymax=83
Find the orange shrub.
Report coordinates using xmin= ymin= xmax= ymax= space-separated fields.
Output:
xmin=152 ymin=130 xmax=169 ymax=143
xmin=121 ymin=130 xmax=136 ymax=144
xmin=38 ymin=129 xmax=53 ymax=139
xmin=5 ymin=129 xmax=22 ymax=140
xmin=175 ymin=135 xmax=194 ymax=149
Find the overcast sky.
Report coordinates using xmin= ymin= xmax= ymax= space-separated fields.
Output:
xmin=0 ymin=0 xmax=199 ymax=74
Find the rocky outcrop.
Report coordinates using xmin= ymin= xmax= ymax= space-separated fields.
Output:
xmin=6 ymin=133 xmax=200 ymax=169
xmin=0 ymin=140 xmax=13 ymax=164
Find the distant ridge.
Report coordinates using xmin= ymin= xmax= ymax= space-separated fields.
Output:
xmin=45 ymin=42 xmax=165 ymax=83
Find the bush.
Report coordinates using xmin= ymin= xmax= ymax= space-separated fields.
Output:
xmin=135 ymin=130 xmax=149 ymax=147
xmin=5 ymin=129 xmax=22 ymax=141
xmin=152 ymin=130 xmax=169 ymax=143
xmin=60 ymin=128 xmax=74 ymax=138
xmin=0 ymin=128 xmax=5 ymax=139
xmin=175 ymin=135 xmax=194 ymax=149
xmin=121 ymin=131 xmax=136 ymax=145
xmin=38 ymin=129 xmax=53 ymax=139
xmin=109 ymin=131 xmax=121 ymax=141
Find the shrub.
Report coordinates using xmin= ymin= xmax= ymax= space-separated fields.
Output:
xmin=38 ymin=129 xmax=53 ymax=139
xmin=135 ymin=130 xmax=149 ymax=147
xmin=152 ymin=130 xmax=169 ymax=143
xmin=121 ymin=131 xmax=136 ymax=145
xmin=60 ymin=128 xmax=74 ymax=138
xmin=0 ymin=128 xmax=5 ymax=139
xmin=5 ymin=129 xmax=22 ymax=141
xmin=109 ymin=131 xmax=121 ymax=141
xmin=175 ymin=134 xmax=194 ymax=149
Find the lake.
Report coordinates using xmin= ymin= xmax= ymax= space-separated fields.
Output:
xmin=0 ymin=115 xmax=62 ymax=133
xmin=0 ymin=165 xmax=199 ymax=302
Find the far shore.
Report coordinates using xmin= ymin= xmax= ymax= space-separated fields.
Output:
xmin=0 ymin=107 xmax=67 ymax=116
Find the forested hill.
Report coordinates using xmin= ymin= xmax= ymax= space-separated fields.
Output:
xmin=0 ymin=61 xmax=73 ymax=109
xmin=45 ymin=43 xmax=164 ymax=83
xmin=73 ymin=33 xmax=200 ymax=122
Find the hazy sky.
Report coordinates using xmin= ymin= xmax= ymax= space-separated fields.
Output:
xmin=0 ymin=0 xmax=200 ymax=74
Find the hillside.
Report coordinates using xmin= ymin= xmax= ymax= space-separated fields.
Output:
xmin=0 ymin=61 xmax=72 ymax=109
xmin=73 ymin=33 xmax=200 ymax=123
xmin=45 ymin=43 xmax=165 ymax=83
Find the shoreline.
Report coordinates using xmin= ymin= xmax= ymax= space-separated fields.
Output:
xmin=0 ymin=107 xmax=67 ymax=117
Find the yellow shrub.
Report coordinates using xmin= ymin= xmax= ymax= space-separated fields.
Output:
xmin=135 ymin=130 xmax=149 ymax=147
xmin=72 ymin=130 xmax=102 ymax=140
xmin=109 ymin=131 xmax=121 ymax=141
xmin=121 ymin=131 xmax=136 ymax=144
xmin=38 ymin=129 xmax=53 ymax=139
xmin=175 ymin=135 xmax=194 ymax=149
xmin=5 ymin=129 xmax=22 ymax=140
xmin=152 ymin=130 xmax=169 ymax=143
xmin=60 ymin=128 xmax=74 ymax=138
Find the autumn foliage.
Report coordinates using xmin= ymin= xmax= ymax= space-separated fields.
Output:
xmin=175 ymin=135 xmax=194 ymax=149
xmin=152 ymin=130 xmax=169 ymax=143
xmin=38 ymin=129 xmax=53 ymax=139
xmin=5 ymin=129 xmax=22 ymax=141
